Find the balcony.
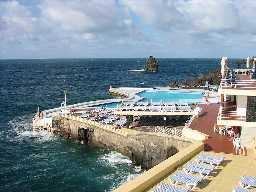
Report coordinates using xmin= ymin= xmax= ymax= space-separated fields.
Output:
xmin=217 ymin=104 xmax=256 ymax=127
xmin=219 ymin=78 xmax=256 ymax=96
xmin=219 ymin=68 xmax=256 ymax=95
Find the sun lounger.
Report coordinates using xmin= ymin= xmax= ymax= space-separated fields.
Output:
xmin=170 ymin=171 xmax=203 ymax=189
xmin=154 ymin=183 xmax=190 ymax=192
xmin=240 ymin=176 xmax=256 ymax=189
xmin=196 ymin=154 xmax=224 ymax=166
xmin=232 ymin=186 xmax=249 ymax=192
xmin=183 ymin=163 xmax=214 ymax=177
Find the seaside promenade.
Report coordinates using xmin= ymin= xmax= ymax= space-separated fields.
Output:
xmin=33 ymin=77 xmax=256 ymax=192
xmin=147 ymin=150 xmax=256 ymax=192
xmin=115 ymin=57 xmax=256 ymax=192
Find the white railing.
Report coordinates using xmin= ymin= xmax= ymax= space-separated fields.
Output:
xmin=60 ymin=114 xmax=129 ymax=137
xmin=184 ymin=107 xmax=202 ymax=129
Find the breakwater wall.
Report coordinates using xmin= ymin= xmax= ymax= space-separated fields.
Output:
xmin=114 ymin=142 xmax=204 ymax=192
xmin=51 ymin=115 xmax=192 ymax=169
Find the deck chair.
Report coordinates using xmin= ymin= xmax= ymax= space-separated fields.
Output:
xmin=183 ymin=163 xmax=214 ymax=177
xmin=170 ymin=171 xmax=203 ymax=190
xmin=196 ymin=154 xmax=224 ymax=166
xmin=154 ymin=183 xmax=190 ymax=192
xmin=240 ymin=176 xmax=256 ymax=189
xmin=232 ymin=186 xmax=248 ymax=192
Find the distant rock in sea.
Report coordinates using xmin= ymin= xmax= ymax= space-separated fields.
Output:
xmin=144 ymin=56 xmax=159 ymax=73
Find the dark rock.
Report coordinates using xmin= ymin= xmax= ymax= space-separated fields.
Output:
xmin=145 ymin=56 xmax=159 ymax=72
xmin=169 ymin=68 xmax=221 ymax=88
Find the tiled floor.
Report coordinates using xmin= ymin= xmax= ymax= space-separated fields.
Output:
xmin=189 ymin=103 xmax=234 ymax=154
xmin=150 ymin=151 xmax=256 ymax=192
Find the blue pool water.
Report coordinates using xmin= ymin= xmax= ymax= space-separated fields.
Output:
xmin=137 ymin=90 xmax=203 ymax=103
xmin=96 ymin=102 xmax=121 ymax=109
xmin=95 ymin=90 xmax=203 ymax=109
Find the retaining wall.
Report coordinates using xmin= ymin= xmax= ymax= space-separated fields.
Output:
xmin=52 ymin=115 xmax=192 ymax=169
xmin=114 ymin=142 xmax=204 ymax=192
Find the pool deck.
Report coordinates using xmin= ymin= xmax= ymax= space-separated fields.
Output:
xmin=201 ymin=151 xmax=256 ymax=192
xmin=189 ymin=103 xmax=234 ymax=154
xmin=109 ymin=87 xmax=218 ymax=104
xmin=149 ymin=150 xmax=256 ymax=192
xmin=114 ymin=110 xmax=194 ymax=116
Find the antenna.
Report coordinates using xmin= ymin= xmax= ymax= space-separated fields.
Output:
xmin=61 ymin=80 xmax=68 ymax=109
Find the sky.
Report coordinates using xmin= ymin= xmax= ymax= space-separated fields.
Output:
xmin=1 ymin=0 xmax=256 ymax=59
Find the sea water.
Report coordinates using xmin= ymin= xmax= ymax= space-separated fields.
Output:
xmin=0 ymin=58 xmax=220 ymax=191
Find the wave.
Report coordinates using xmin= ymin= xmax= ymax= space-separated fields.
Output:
xmin=99 ymin=151 xmax=132 ymax=166
xmin=128 ymin=69 xmax=145 ymax=72
xmin=7 ymin=115 xmax=55 ymax=143
xmin=109 ymin=170 xmax=142 ymax=192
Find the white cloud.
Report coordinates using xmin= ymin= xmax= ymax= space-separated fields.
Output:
xmin=122 ymin=0 xmax=240 ymax=33
xmin=0 ymin=0 xmax=36 ymax=41
xmin=1 ymin=0 xmax=256 ymax=58
xmin=39 ymin=0 xmax=132 ymax=37
xmin=178 ymin=0 xmax=238 ymax=33
xmin=121 ymin=0 xmax=183 ymax=30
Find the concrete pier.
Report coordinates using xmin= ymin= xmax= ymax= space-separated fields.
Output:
xmin=50 ymin=114 xmax=192 ymax=169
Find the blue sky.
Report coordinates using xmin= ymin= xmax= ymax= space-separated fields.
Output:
xmin=1 ymin=0 xmax=256 ymax=59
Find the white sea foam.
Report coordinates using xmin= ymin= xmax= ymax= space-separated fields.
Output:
xmin=8 ymin=115 xmax=54 ymax=142
xmin=134 ymin=165 xmax=142 ymax=173
xmin=108 ymin=172 xmax=141 ymax=192
xmin=99 ymin=151 xmax=132 ymax=166
xmin=128 ymin=69 xmax=145 ymax=72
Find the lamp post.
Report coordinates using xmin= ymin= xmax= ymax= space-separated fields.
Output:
xmin=163 ymin=116 xmax=167 ymax=128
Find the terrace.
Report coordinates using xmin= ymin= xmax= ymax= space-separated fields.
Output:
xmin=217 ymin=102 xmax=246 ymax=122
xmin=216 ymin=98 xmax=256 ymax=127
xmin=148 ymin=150 xmax=256 ymax=192
xmin=219 ymin=69 xmax=256 ymax=96
xmin=114 ymin=102 xmax=195 ymax=116
xmin=189 ymin=103 xmax=234 ymax=153
xmin=217 ymin=65 xmax=256 ymax=127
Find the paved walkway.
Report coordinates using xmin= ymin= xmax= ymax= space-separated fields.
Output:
xmin=200 ymin=151 xmax=256 ymax=192
xmin=189 ymin=103 xmax=234 ymax=153
xmin=149 ymin=151 xmax=256 ymax=192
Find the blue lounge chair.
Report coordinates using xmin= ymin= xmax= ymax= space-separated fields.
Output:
xmin=196 ymin=154 xmax=224 ymax=166
xmin=240 ymin=176 xmax=256 ymax=189
xmin=232 ymin=186 xmax=248 ymax=192
xmin=153 ymin=183 xmax=190 ymax=192
xmin=183 ymin=163 xmax=214 ymax=177
xmin=170 ymin=171 xmax=203 ymax=189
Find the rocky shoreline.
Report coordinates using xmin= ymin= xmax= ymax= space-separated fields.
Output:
xmin=169 ymin=68 xmax=221 ymax=88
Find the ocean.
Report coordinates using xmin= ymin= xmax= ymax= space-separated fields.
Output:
xmin=0 ymin=58 xmax=220 ymax=192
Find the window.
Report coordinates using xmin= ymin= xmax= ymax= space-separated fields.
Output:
xmin=246 ymin=96 xmax=256 ymax=122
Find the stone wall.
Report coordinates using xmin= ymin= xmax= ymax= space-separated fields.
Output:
xmin=52 ymin=116 xmax=192 ymax=169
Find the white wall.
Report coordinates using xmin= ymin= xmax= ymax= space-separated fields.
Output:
xmin=240 ymin=126 xmax=256 ymax=148
xmin=236 ymin=95 xmax=247 ymax=116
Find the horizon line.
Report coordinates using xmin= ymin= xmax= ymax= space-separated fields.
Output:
xmin=0 ymin=57 xmax=244 ymax=60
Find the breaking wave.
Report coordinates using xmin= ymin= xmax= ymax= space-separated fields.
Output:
xmin=7 ymin=115 xmax=55 ymax=143
xmin=99 ymin=151 xmax=132 ymax=166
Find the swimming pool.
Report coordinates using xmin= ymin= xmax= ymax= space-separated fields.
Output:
xmin=137 ymin=90 xmax=203 ymax=103
xmin=94 ymin=102 xmax=121 ymax=109
xmin=93 ymin=90 xmax=203 ymax=109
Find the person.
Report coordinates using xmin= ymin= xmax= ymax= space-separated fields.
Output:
xmin=227 ymin=127 xmax=235 ymax=137
xmin=204 ymin=95 xmax=209 ymax=104
xmin=251 ymin=137 xmax=256 ymax=159
xmin=233 ymin=134 xmax=246 ymax=156
xmin=233 ymin=134 xmax=242 ymax=155
xmin=240 ymin=137 xmax=247 ymax=156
